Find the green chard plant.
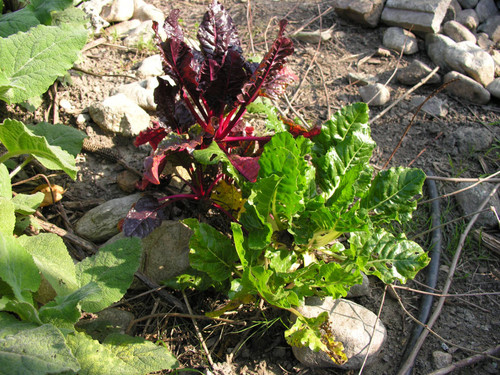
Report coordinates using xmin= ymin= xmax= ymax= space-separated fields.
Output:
xmin=0 ymin=2 xmax=178 ymax=373
xmin=124 ymin=0 xmax=430 ymax=365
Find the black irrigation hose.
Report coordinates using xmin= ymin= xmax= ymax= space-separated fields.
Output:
xmin=399 ymin=170 xmax=443 ymax=375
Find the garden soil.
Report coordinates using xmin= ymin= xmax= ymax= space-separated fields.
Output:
xmin=1 ymin=1 xmax=500 ymax=374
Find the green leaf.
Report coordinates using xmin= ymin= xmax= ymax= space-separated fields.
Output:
xmin=29 ymin=0 xmax=74 ymax=25
xmin=347 ymin=229 xmax=430 ymax=284
xmin=361 ymin=167 xmax=426 ymax=223
xmin=193 ymin=141 xmax=242 ymax=184
xmin=0 ymin=197 xmax=15 ymax=236
xmin=103 ymin=333 xmax=178 ymax=372
xmin=285 ymin=313 xmax=347 ymax=365
xmin=0 ymin=23 xmax=87 ymax=104
xmin=0 ymin=231 xmax=40 ymax=303
xmin=0 ymin=164 xmax=11 ymax=198
xmin=18 ymin=233 xmax=79 ymax=297
xmin=0 ymin=324 xmax=80 ymax=374
xmin=183 ymin=219 xmax=238 ymax=282
xmin=39 ymin=282 xmax=100 ymax=329
xmin=27 ymin=122 xmax=86 ymax=157
xmin=76 ymin=237 xmax=142 ymax=313
xmin=11 ymin=192 xmax=44 ymax=215
xmin=232 ymin=222 xmax=261 ymax=268
xmin=246 ymin=100 xmax=286 ymax=134
xmin=0 ymin=119 xmax=78 ymax=179
xmin=0 ymin=312 xmax=38 ymax=338
xmin=2 ymin=298 xmax=41 ymax=324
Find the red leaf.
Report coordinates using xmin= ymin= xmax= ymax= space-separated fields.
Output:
xmin=134 ymin=122 xmax=168 ymax=150
xmin=123 ymin=195 xmax=167 ymax=238
xmin=143 ymin=154 xmax=167 ymax=185
xmin=229 ymin=154 xmax=260 ymax=182
xmin=282 ymin=117 xmax=322 ymax=138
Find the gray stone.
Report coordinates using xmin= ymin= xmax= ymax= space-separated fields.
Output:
xmin=75 ymin=193 xmax=142 ymax=242
xmin=332 ymin=0 xmax=385 ymax=27
xmin=76 ymin=113 xmax=90 ymax=126
xmin=443 ymin=20 xmax=477 ymax=42
xmin=475 ymin=0 xmax=500 ymax=22
xmin=410 ymin=95 xmax=449 ymax=117
xmin=456 ymin=9 xmax=480 ymax=29
xmin=455 ymin=126 xmax=495 ymax=153
xmin=432 ymin=351 xmax=453 ymax=369
xmin=478 ymin=15 xmax=500 ymax=43
xmin=458 ymin=0 xmax=479 ymax=7
xmin=347 ymin=72 xmax=378 ymax=86
xmin=487 ymin=77 xmax=500 ymax=98
xmin=76 ymin=308 xmax=135 ymax=342
xmin=292 ymin=28 xmax=334 ymax=43
xmin=381 ymin=0 xmax=453 ymax=33
xmin=133 ymin=0 xmax=164 ymax=24
xmin=359 ymin=83 xmax=391 ymax=106
xmin=426 ymin=33 xmax=457 ymax=70
xmin=444 ymin=41 xmax=495 ymax=86
xmin=383 ymin=27 xmax=419 ymax=54
xmin=444 ymin=0 xmax=463 ymax=22
xmin=455 ymin=182 xmax=500 ymax=228
xmin=89 ymin=94 xmax=151 ymax=136
xmin=397 ymin=60 xmax=442 ymax=85
xmin=477 ymin=32 xmax=496 ymax=49
xmin=444 ymin=71 xmax=491 ymax=103
xmin=491 ymin=49 xmax=500 ymax=75
xmin=123 ymin=20 xmax=155 ymax=46
xmin=79 ymin=0 xmax=111 ymax=33
xmin=101 ymin=0 xmax=134 ymax=22
xmin=106 ymin=19 xmax=142 ymax=38
xmin=111 ymin=78 xmax=158 ymax=111
xmin=346 ymin=273 xmax=371 ymax=298
xmin=292 ymin=297 xmax=387 ymax=369
xmin=135 ymin=54 xmax=163 ymax=77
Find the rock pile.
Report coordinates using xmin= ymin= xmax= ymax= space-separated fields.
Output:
xmin=332 ymin=0 xmax=500 ymax=105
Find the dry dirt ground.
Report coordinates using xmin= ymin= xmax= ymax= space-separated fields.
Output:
xmin=2 ymin=1 xmax=500 ymax=374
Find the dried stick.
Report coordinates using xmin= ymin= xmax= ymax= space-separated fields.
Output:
xmin=369 ymin=67 xmax=439 ymax=125
xmin=135 ymin=272 xmax=187 ymax=313
xmin=246 ymin=0 xmax=255 ymax=55
xmin=427 ymin=344 xmax=500 ymax=375
xmin=290 ymin=6 xmax=334 ymax=36
xmin=396 ymin=183 xmax=500 ymax=375
xmin=182 ymin=290 xmax=215 ymax=368
xmin=314 ymin=55 xmax=331 ymax=118
xmin=391 ymin=284 xmax=500 ymax=298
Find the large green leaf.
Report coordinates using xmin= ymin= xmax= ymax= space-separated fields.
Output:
xmin=0 ymin=197 xmax=15 ymax=236
xmin=246 ymin=100 xmax=286 ymax=134
xmin=361 ymin=167 xmax=426 ymax=223
xmin=103 ymin=333 xmax=178 ymax=372
xmin=0 ymin=119 xmax=78 ymax=179
xmin=183 ymin=218 xmax=238 ymax=282
xmin=0 ymin=312 xmax=38 ymax=338
xmin=0 ymin=23 xmax=87 ymax=104
xmin=76 ymin=237 xmax=142 ymax=313
xmin=347 ymin=229 xmax=430 ymax=284
xmin=0 ymin=164 xmax=11 ymax=198
xmin=0 ymin=323 xmax=80 ymax=374
xmin=27 ymin=122 xmax=86 ymax=157
xmin=0 ymin=231 xmax=40 ymax=303
xmin=11 ymin=192 xmax=44 ymax=215
xmin=18 ymin=233 xmax=79 ymax=297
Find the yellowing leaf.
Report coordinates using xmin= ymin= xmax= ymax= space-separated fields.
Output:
xmin=31 ymin=184 xmax=66 ymax=207
xmin=210 ymin=180 xmax=246 ymax=216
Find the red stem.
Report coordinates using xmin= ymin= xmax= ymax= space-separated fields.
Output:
xmin=219 ymin=106 xmax=247 ymax=140
xmin=222 ymin=136 xmax=272 ymax=143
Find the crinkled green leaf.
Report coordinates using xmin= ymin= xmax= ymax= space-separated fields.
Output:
xmin=286 ymin=313 xmax=348 ymax=365
xmin=65 ymin=331 xmax=137 ymax=375
xmin=11 ymin=192 xmax=44 ymax=215
xmin=361 ymin=167 xmax=426 ymax=223
xmin=346 ymin=229 xmax=430 ymax=284
xmin=2 ymin=298 xmax=41 ymax=324
xmin=0 ymin=119 xmax=78 ymax=179
xmin=232 ymin=222 xmax=261 ymax=268
xmin=238 ymin=203 xmax=273 ymax=249
xmin=0 ymin=231 xmax=40 ymax=303
xmin=103 ymin=333 xmax=178 ymax=372
xmin=0 ymin=164 xmax=11 ymax=198
xmin=17 ymin=233 xmax=79 ymax=297
xmin=163 ymin=267 xmax=226 ymax=292
xmin=183 ymin=218 xmax=238 ymax=282
xmin=193 ymin=141 xmax=242 ymax=184
xmin=317 ymin=262 xmax=362 ymax=299
xmin=0 ymin=9 xmax=40 ymax=38
xmin=27 ymin=122 xmax=86 ymax=157
xmin=76 ymin=237 xmax=142 ymax=313
xmin=51 ymin=5 xmax=88 ymax=26
xmin=39 ymin=282 xmax=100 ymax=329
xmin=246 ymin=100 xmax=286 ymax=134
xmin=0 ymin=323 xmax=80 ymax=375
xmin=0 ymin=197 xmax=15 ymax=236
xmin=0 ymin=23 xmax=87 ymax=103
xmin=0 ymin=312 xmax=38 ymax=338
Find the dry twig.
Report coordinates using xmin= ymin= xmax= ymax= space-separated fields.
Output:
xmin=427 ymin=344 xmax=500 ymax=375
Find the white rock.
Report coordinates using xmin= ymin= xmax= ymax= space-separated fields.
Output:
xmin=123 ymin=20 xmax=155 ymax=46
xmin=456 ymin=9 xmax=480 ymax=29
xmin=444 ymin=41 xmax=495 ymax=86
xmin=111 ymin=78 xmax=158 ymax=111
xmin=59 ymin=99 xmax=74 ymax=112
xmin=443 ymin=20 xmax=477 ymax=43
xmin=75 ymin=193 xmax=143 ymax=242
xmin=381 ymin=0 xmax=453 ymax=33
xmin=477 ymin=32 xmax=496 ymax=49
xmin=397 ymin=60 xmax=442 ymax=85
xmin=383 ymin=27 xmax=419 ymax=54
xmin=487 ymin=77 xmax=500 ymax=98
xmin=347 ymin=72 xmax=378 ymax=86
xmin=79 ymin=0 xmax=111 ymax=33
xmin=475 ymin=0 xmax=500 ymax=23
xmin=136 ymin=54 xmax=163 ymax=77
xmin=101 ymin=0 xmax=134 ymax=22
xmin=133 ymin=2 xmax=164 ymax=24
xmin=359 ymin=83 xmax=391 ymax=106
xmin=444 ymin=71 xmax=491 ymax=104
xmin=292 ymin=297 xmax=387 ymax=369
xmin=332 ymin=0 xmax=385 ymax=27
xmin=292 ymin=28 xmax=334 ymax=43
xmin=433 ymin=351 xmax=453 ymax=369
xmin=106 ymin=19 xmax=142 ymax=38
xmin=491 ymin=49 xmax=500 ymax=76
xmin=426 ymin=33 xmax=456 ymax=70
xmin=89 ymin=94 xmax=151 ymax=137
xmin=458 ymin=0 xmax=479 ymax=8
xmin=76 ymin=113 xmax=90 ymax=126
xmin=410 ymin=96 xmax=449 ymax=117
